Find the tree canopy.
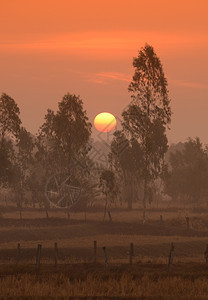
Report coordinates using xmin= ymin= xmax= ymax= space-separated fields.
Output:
xmin=163 ymin=138 xmax=208 ymax=204
xmin=122 ymin=44 xmax=171 ymax=222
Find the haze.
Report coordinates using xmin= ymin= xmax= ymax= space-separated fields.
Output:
xmin=0 ymin=0 xmax=208 ymax=143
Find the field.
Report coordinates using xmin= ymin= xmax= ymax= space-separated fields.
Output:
xmin=1 ymin=203 xmax=208 ymax=299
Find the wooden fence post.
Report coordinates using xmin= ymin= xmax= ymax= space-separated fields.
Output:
xmin=17 ymin=243 xmax=21 ymax=263
xmin=36 ymin=244 xmax=42 ymax=267
xmin=204 ymin=244 xmax=208 ymax=265
xmin=129 ymin=243 xmax=134 ymax=265
xmin=168 ymin=242 xmax=174 ymax=272
xmin=94 ymin=240 xmax=97 ymax=264
xmin=54 ymin=242 xmax=58 ymax=266
xmin=102 ymin=246 xmax=108 ymax=270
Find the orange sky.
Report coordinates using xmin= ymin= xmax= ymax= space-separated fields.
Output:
xmin=0 ymin=0 xmax=208 ymax=143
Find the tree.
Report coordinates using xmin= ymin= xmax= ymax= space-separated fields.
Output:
xmin=99 ymin=169 xmax=118 ymax=222
xmin=0 ymin=93 xmax=21 ymax=188
xmin=36 ymin=93 xmax=92 ymax=212
xmin=0 ymin=93 xmax=21 ymax=140
xmin=39 ymin=93 xmax=92 ymax=173
xmin=109 ymin=130 xmax=143 ymax=209
xmin=11 ymin=127 xmax=34 ymax=219
xmin=0 ymin=139 xmax=14 ymax=187
xmin=163 ymin=137 xmax=208 ymax=205
xmin=123 ymin=44 xmax=171 ymax=223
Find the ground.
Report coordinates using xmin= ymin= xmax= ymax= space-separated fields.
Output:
xmin=0 ymin=203 xmax=208 ymax=298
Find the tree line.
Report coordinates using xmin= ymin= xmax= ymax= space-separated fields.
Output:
xmin=0 ymin=44 xmax=206 ymax=221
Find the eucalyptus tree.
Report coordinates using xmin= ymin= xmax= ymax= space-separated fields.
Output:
xmin=0 ymin=93 xmax=21 ymax=188
xmin=122 ymin=44 xmax=171 ymax=223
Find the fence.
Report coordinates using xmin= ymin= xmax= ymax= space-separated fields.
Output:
xmin=1 ymin=241 xmax=208 ymax=272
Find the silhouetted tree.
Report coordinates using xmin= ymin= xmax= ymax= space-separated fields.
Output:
xmin=0 ymin=93 xmax=21 ymax=187
xmin=12 ymin=127 xmax=34 ymax=219
xmin=0 ymin=139 xmax=14 ymax=187
xmin=163 ymin=137 xmax=208 ymax=205
xmin=99 ymin=169 xmax=118 ymax=221
xmin=123 ymin=44 xmax=171 ymax=223
xmin=0 ymin=93 xmax=21 ymax=140
xmin=36 ymin=93 xmax=92 ymax=213
xmin=109 ymin=130 xmax=143 ymax=209
xmin=39 ymin=93 xmax=92 ymax=173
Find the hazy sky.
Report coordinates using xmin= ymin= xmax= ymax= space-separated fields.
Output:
xmin=0 ymin=0 xmax=208 ymax=144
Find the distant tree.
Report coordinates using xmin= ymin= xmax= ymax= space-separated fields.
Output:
xmin=164 ymin=142 xmax=185 ymax=165
xmin=39 ymin=93 xmax=92 ymax=173
xmin=0 ymin=139 xmax=14 ymax=187
xmin=163 ymin=137 xmax=208 ymax=205
xmin=0 ymin=93 xmax=21 ymax=140
xmin=109 ymin=130 xmax=143 ymax=209
xmin=123 ymin=44 xmax=171 ymax=223
xmin=99 ymin=169 xmax=118 ymax=222
xmin=36 ymin=93 xmax=92 ymax=213
xmin=0 ymin=93 xmax=21 ymax=187
xmin=12 ymin=127 xmax=34 ymax=219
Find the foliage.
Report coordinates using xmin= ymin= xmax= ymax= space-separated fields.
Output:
xmin=122 ymin=44 xmax=171 ymax=222
xmin=163 ymin=137 xmax=208 ymax=204
xmin=11 ymin=127 xmax=35 ymax=210
xmin=0 ymin=93 xmax=22 ymax=188
xmin=39 ymin=93 xmax=92 ymax=172
xmin=0 ymin=139 xmax=14 ymax=187
xmin=33 ymin=93 xmax=92 ymax=209
xmin=109 ymin=130 xmax=143 ymax=209
xmin=128 ymin=44 xmax=171 ymax=125
xmin=0 ymin=93 xmax=21 ymax=139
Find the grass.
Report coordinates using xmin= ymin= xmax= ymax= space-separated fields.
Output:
xmin=1 ymin=264 xmax=208 ymax=298
xmin=0 ymin=202 xmax=208 ymax=297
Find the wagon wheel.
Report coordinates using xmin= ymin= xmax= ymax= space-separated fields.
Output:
xmin=45 ymin=172 xmax=81 ymax=208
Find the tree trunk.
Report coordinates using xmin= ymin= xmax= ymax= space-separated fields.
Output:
xmin=103 ymin=196 xmax=107 ymax=221
xmin=143 ymin=179 xmax=147 ymax=224
xmin=67 ymin=210 xmax=70 ymax=220
xmin=107 ymin=210 xmax=112 ymax=222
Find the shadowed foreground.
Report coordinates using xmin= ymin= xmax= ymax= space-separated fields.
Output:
xmin=0 ymin=263 xmax=208 ymax=299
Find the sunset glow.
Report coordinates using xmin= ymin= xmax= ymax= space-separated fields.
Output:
xmin=1 ymin=0 xmax=208 ymax=296
xmin=0 ymin=0 xmax=208 ymax=142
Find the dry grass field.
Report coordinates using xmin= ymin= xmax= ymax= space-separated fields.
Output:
xmin=1 ymin=203 xmax=208 ymax=298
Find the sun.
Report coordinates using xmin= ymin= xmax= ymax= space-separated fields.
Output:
xmin=94 ymin=112 xmax=117 ymax=133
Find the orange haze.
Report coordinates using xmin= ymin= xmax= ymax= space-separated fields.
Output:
xmin=0 ymin=0 xmax=208 ymax=144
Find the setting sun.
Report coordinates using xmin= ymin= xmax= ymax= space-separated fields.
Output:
xmin=94 ymin=112 xmax=117 ymax=132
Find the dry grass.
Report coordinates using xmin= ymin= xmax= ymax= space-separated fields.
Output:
xmin=1 ymin=269 xmax=208 ymax=299
xmin=0 ymin=204 xmax=208 ymax=297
